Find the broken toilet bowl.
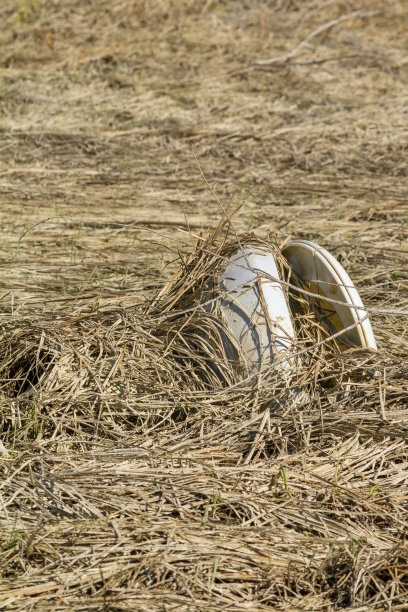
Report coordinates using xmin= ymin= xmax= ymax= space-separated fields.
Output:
xmin=206 ymin=240 xmax=376 ymax=377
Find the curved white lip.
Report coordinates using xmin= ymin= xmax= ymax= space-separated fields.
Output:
xmin=282 ymin=239 xmax=377 ymax=350
xmin=219 ymin=246 xmax=295 ymax=372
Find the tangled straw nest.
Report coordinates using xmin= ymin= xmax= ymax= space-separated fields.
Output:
xmin=0 ymin=228 xmax=303 ymax=442
xmin=1 ymin=224 xmax=408 ymax=610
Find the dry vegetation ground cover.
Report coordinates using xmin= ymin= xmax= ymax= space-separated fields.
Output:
xmin=1 ymin=1 xmax=408 ymax=610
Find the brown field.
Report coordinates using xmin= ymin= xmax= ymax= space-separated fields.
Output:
xmin=1 ymin=1 xmax=408 ymax=610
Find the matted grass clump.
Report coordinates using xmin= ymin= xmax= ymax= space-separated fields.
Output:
xmin=0 ymin=228 xmax=304 ymax=445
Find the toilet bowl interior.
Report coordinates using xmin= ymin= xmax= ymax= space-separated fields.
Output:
xmin=282 ymin=239 xmax=377 ymax=351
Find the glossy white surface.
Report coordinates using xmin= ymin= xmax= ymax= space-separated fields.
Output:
xmin=219 ymin=247 xmax=295 ymax=372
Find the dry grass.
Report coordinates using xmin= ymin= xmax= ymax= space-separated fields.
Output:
xmin=1 ymin=1 xmax=408 ymax=610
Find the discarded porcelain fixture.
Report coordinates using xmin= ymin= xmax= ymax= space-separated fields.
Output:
xmin=215 ymin=246 xmax=295 ymax=374
xmin=211 ymin=240 xmax=376 ymax=376
xmin=282 ymin=239 xmax=377 ymax=351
